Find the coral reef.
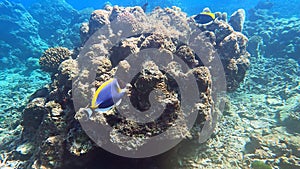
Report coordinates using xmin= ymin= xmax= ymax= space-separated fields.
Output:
xmin=0 ymin=0 xmax=90 ymax=70
xmin=244 ymin=127 xmax=300 ymax=169
xmin=218 ymin=55 xmax=300 ymax=169
xmin=1 ymin=1 xmax=299 ymax=169
xmin=39 ymin=47 xmax=72 ymax=74
xmin=191 ymin=8 xmax=250 ymax=91
xmin=18 ymin=6 xmax=250 ymax=168
xmin=21 ymin=58 xmax=81 ymax=168
xmin=196 ymin=19 xmax=250 ymax=91
xmin=244 ymin=7 xmax=300 ymax=62
xmin=0 ymin=0 xmax=48 ymax=64
xmin=251 ymin=160 xmax=272 ymax=169
xmin=28 ymin=0 xmax=90 ymax=49
xmin=0 ymin=65 xmax=50 ymax=168
xmin=228 ymin=9 xmax=246 ymax=32
xmin=74 ymin=5 xmax=216 ymax=160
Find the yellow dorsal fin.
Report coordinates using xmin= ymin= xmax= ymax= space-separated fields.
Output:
xmin=201 ymin=12 xmax=215 ymax=19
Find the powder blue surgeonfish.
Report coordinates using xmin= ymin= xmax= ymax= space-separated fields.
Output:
xmin=91 ymin=78 xmax=126 ymax=112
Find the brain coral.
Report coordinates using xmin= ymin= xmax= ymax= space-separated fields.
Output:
xmin=39 ymin=47 xmax=72 ymax=73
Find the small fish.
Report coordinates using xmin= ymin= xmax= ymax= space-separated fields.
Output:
xmin=194 ymin=12 xmax=216 ymax=24
xmin=91 ymin=78 xmax=126 ymax=113
xmin=29 ymin=87 xmax=49 ymax=101
xmin=142 ymin=2 xmax=148 ymax=12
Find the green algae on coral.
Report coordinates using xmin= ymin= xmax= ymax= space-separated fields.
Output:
xmin=251 ymin=160 xmax=272 ymax=169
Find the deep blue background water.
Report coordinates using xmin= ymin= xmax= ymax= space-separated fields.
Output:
xmin=2 ymin=0 xmax=300 ymax=18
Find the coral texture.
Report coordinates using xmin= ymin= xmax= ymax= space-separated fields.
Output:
xmin=229 ymin=9 xmax=246 ymax=32
xmin=0 ymin=0 xmax=48 ymax=64
xmin=20 ymin=6 xmax=250 ymax=168
xmin=28 ymin=0 xmax=89 ymax=49
xmin=74 ymin=6 xmax=215 ymax=156
xmin=0 ymin=0 xmax=90 ymax=70
xmin=39 ymin=47 xmax=72 ymax=73
xmin=195 ymin=17 xmax=250 ymax=91
xmin=244 ymin=8 xmax=300 ymax=61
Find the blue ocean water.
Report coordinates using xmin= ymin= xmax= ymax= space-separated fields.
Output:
xmin=0 ymin=0 xmax=299 ymax=168
xmin=4 ymin=0 xmax=300 ymax=17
